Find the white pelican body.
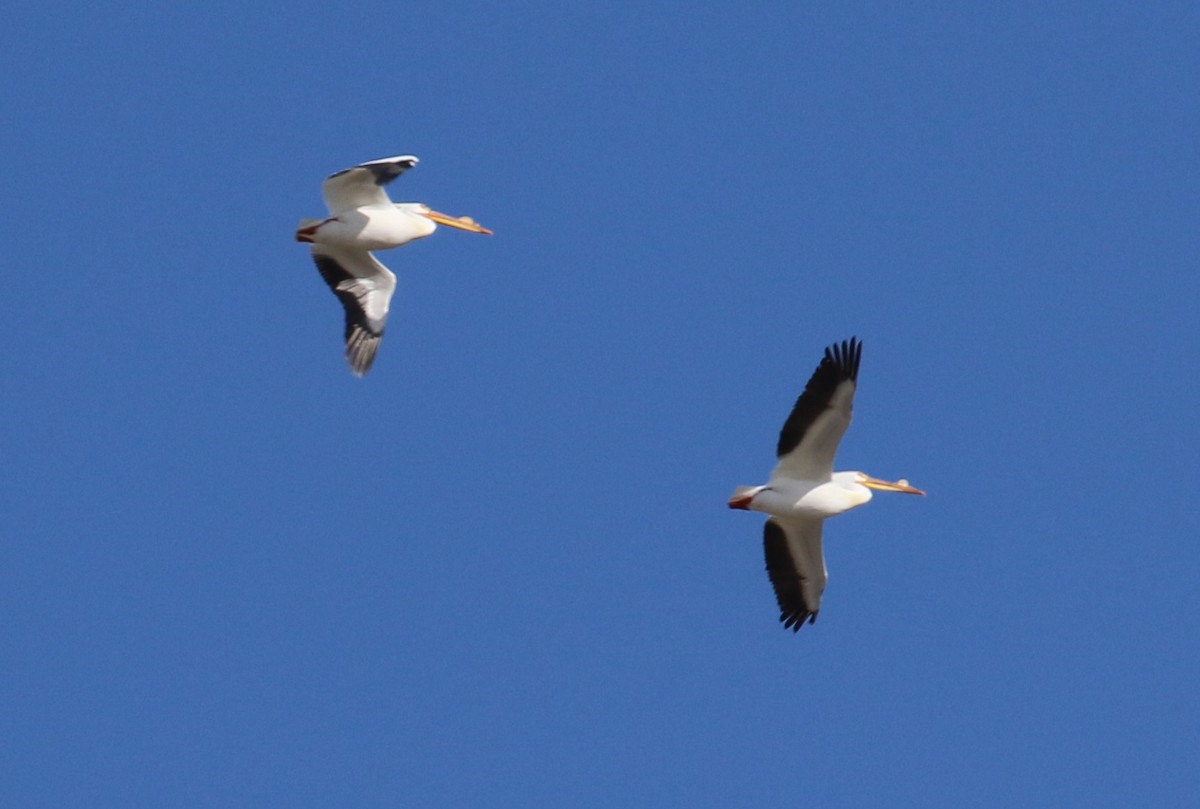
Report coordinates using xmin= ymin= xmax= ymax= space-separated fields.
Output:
xmin=743 ymin=472 xmax=879 ymax=520
xmin=729 ymin=338 xmax=924 ymax=632
xmin=296 ymin=155 xmax=491 ymax=376
xmin=308 ymin=204 xmax=436 ymax=251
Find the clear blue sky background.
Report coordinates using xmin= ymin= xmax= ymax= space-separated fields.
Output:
xmin=2 ymin=2 xmax=1198 ymax=806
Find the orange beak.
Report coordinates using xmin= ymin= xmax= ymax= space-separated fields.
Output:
xmin=422 ymin=209 xmax=493 ymax=235
xmin=861 ymin=476 xmax=925 ymax=495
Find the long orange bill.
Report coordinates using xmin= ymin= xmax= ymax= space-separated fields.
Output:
xmin=861 ymin=476 xmax=926 ymax=495
xmin=423 ymin=209 xmax=493 ymax=235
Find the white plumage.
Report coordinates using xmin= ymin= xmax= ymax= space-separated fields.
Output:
xmin=729 ymin=338 xmax=924 ymax=632
xmin=296 ymin=155 xmax=491 ymax=376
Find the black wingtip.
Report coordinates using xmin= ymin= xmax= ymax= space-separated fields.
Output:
xmin=327 ymin=155 xmax=419 ymax=187
xmin=823 ymin=337 xmax=862 ymax=383
xmin=362 ymin=160 xmax=416 ymax=187
xmin=779 ymin=610 xmax=818 ymax=632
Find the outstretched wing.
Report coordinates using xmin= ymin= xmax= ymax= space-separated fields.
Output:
xmin=311 ymin=244 xmax=397 ymax=376
xmin=321 ymin=155 xmax=419 ymax=213
xmin=772 ymin=337 xmax=862 ymax=483
xmin=763 ymin=517 xmax=827 ymax=632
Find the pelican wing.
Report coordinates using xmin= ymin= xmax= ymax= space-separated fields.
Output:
xmin=763 ymin=517 xmax=827 ymax=631
xmin=311 ymin=244 xmax=397 ymax=376
xmin=772 ymin=337 xmax=861 ymax=482
xmin=321 ymin=155 xmax=419 ymax=213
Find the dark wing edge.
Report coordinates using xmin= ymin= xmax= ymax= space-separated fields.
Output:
xmin=312 ymin=253 xmax=386 ymax=376
xmin=775 ymin=337 xmax=862 ymax=458
xmin=327 ymin=155 xmax=419 ymax=188
xmin=763 ymin=519 xmax=821 ymax=632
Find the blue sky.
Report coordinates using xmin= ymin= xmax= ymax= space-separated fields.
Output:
xmin=3 ymin=2 xmax=1198 ymax=806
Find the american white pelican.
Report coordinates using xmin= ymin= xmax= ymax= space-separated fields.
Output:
xmin=296 ymin=155 xmax=492 ymax=376
xmin=728 ymin=338 xmax=924 ymax=632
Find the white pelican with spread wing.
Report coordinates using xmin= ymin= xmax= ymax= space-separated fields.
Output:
xmin=729 ymin=338 xmax=924 ymax=632
xmin=296 ymin=155 xmax=492 ymax=376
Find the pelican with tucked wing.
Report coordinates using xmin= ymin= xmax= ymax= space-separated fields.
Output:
xmin=729 ymin=338 xmax=924 ymax=632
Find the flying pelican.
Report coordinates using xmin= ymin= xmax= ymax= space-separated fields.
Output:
xmin=728 ymin=338 xmax=924 ymax=632
xmin=296 ymin=155 xmax=492 ymax=376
